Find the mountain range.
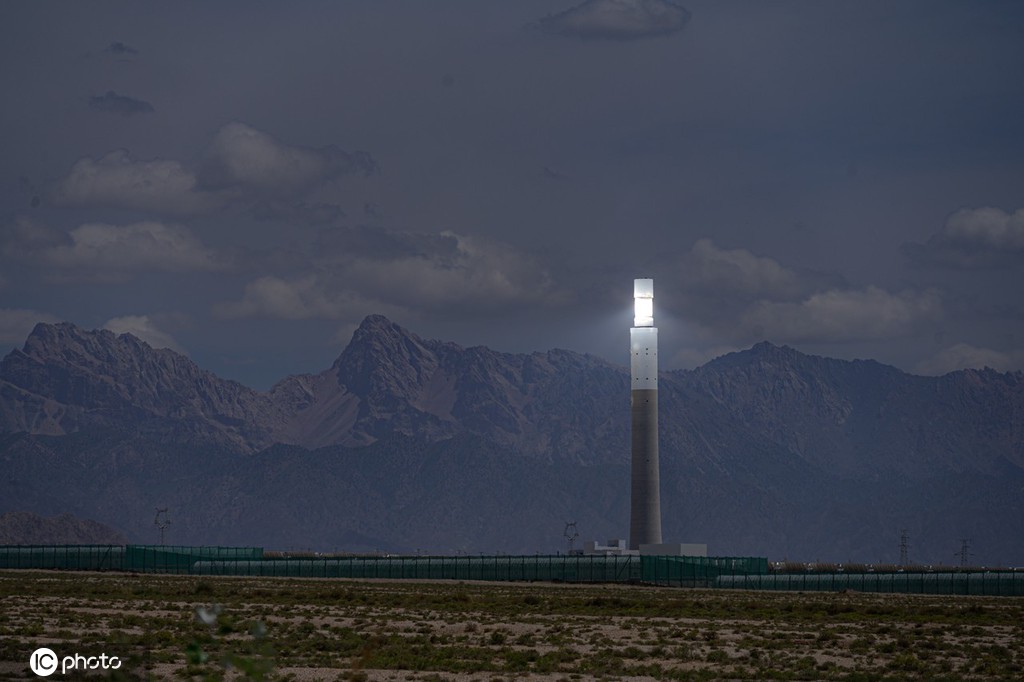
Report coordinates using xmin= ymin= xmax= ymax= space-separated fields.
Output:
xmin=1 ymin=315 xmax=1021 ymax=565
xmin=0 ymin=511 xmax=127 ymax=545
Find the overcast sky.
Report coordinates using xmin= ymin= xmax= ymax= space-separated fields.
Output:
xmin=2 ymin=1 xmax=1023 ymax=389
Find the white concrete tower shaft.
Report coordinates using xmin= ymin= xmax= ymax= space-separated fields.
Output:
xmin=629 ymin=278 xmax=662 ymax=550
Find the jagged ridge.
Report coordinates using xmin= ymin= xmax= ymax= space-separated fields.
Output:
xmin=0 ymin=322 xmax=281 ymax=450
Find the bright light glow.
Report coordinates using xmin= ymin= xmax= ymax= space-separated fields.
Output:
xmin=634 ymin=297 xmax=653 ymax=326
xmin=634 ymin=278 xmax=654 ymax=326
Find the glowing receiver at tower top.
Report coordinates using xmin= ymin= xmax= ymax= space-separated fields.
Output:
xmin=633 ymin=278 xmax=654 ymax=327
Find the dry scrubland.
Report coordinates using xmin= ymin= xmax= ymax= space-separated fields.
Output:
xmin=0 ymin=571 xmax=1022 ymax=681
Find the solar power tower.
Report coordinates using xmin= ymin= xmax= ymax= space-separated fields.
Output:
xmin=629 ymin=278 xmax=662 ymax=550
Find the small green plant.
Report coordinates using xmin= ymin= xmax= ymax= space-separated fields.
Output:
xmin=188 ymin=603 xmax=275 ymax=680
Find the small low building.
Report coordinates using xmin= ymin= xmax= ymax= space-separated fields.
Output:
xmin=582 ymin=539 xmax=634 ymax=556
xmin=640 ymin=542 xmax=708 ymax=557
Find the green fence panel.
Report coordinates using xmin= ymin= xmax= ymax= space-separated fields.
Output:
xmin=712 ymin=570 xmax=1024 ymax=596
xmin=121 ymin=545 xmax=262 ymax=574
xmin=0 ymin=545 xmax=126 ymax=571
xmin=5 ymin=546 xmax=1022 ymax=596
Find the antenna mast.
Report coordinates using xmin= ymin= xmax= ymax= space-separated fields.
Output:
xmin=564 ymin=521 xmax=579 ymax=555
xmin=154 ymin=508 xmax=171 ymax=546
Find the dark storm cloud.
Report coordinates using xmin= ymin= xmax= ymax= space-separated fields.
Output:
xmin=250 ymin=201 xmax=345 ymax=225
xmin=104 ymin=42 xmax=138 ymax=56
xmin=315 ymin=225 xmax=459 ymax=262
xmin=17 ymin=176 xmax=41 ymax=209
xmin=537 ymin=0 xmax=691 ymax=41
xmin=902 ymin=207 xmax=1024 ymax=269
xmin=3 ymin=1 xmax=1023 ymax=384
xmin=1 ymin=216 xmax=62 ymax=257
xmin=542 ymin=166 xmax=569 ymax=180
xmin=88 ymin=91 xmax=154 ymax=116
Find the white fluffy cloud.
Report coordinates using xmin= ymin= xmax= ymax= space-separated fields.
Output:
xmin=902 ymin=206 xmax=1024 ymax=268
xmin=538 ymin=0 xmax=692 ymax=40
xmin=343 ymin=232 xmax=565 ymax=308
xmin=41 ymin=222 xmax=223 ymax=273
xmin=738 ymin=286 xmax=942 ymax=343
xmin=681 ymin=238 xmax=812 ymax=300
xmin=88 ymin=90 xmax=155 ymax=116
xmin=672 ymin=239 xmax=845 ymax=337
xmin=201 ymin=122 xmax=375 ymax=194
xmin=51 ymin=123 xmax=375 ymax=213
xmin=915 ymin=343 xmax=1024 ymax=375
xmin=215 ymin=276 xmax=373 ymax=320
xmin=0 ymin=308 xmax=61 ymax=345
xmin=942 ymin=207 xmax=1024 ymax=250
xmin=102 ymin=315 xmax=187 ymax=354
xmin=53 ymin=150 xmax=217 ymax=213
xmin=672 ymin=239 xmax=941 ymax=346
xmin=216 ymin=229 xmax=570 ymax=320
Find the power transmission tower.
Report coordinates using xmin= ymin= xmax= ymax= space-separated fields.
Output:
xmin=564 ymin=521 xmax=579 ymax=555
xmin=954 ymin=538 xmax=972 ymax=568
xmin=154 ymin=508 xmax=171 ymax=546
xmin=899 ymin=529 xmax=910 ymax=566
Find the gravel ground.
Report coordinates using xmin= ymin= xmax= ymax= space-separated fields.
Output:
xmin=1 ymin=570 xmax=1022 ymax=680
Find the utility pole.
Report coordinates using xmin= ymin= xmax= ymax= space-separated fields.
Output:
xmin=899 ymin=529 xmax=910 ymax=566
xmin=955 ymin=538 xmax=972 ymax=568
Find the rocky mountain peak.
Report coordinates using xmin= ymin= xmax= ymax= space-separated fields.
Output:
xmin=333 ymin=316 xmax=455 ymax=400
xmin=738 ymin=340 xmax=803 ymax=364
xmin=22 ymin=321 xmax=117 ymax=363
xmin=1 ymin=321 xmax=278 ymax=448
xmin=348 ymin=313 xmax=407 ymax=341
xmin=335 ymin=315 xmax=427 ymax=368
xmin=16 ymin=321 xmax=203 ymax=390
xmin=750 ymin=339 xmax=780 ymax=353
